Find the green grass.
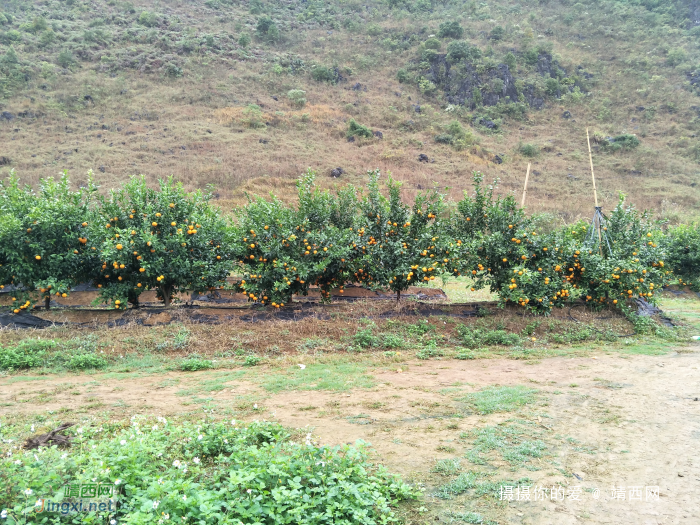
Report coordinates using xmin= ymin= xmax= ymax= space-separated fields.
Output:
xmin=460 ymin=386 xmax=537 ymax=415
xmin=260 ymin=362 xmax=376 ymax=393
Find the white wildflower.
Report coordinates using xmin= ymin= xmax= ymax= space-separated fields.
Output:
xmin=152 ymin=500 xmax=160 ymax=510
xmin=114 ymin=479 xmax=121 ymax=486
xmin=172 ymin=460 xmax=181 ymax=468
xmin=193 ymin=457 xmax=200 ymax=464
xmin=297 ymin=364 xmax=306 ymax=369
xmin=120 ymin=440 xmax=127 ymax=446
xmin=24 ymin=489 xmax=33 ymax=496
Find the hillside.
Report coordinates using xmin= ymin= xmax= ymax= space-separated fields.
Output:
xmin=1 ymin=0 xmax=700 ymax=222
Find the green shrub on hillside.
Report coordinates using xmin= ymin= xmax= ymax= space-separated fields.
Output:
xmin=518 ymin=143 xmax=539 ymax=157
xmin=256 ymin=15 xmax=280 ymax=43
xmin=347 ymin=119 xmax=374 ymax=139
xmin=438 ymin=20 xmax=463 ymax=39
xmin=287 ymin=89 xmax=306 ymax=107
xmin=137 ymin=11 xmax=158 ymax=27
xmin=311 ymin=64 xmax=338 ymax=83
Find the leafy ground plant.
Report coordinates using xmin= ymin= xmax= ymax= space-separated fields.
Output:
xmin=0 ymin=419 xmax=417 ymax=524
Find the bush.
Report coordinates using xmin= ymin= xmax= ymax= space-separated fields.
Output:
xmin=438 ymin=20 xmax=464 ymax=39
xmin=601 ymin=134 xmax=640 ymax=152
xmin=137 ymin=11 xmax=158 ymax=27
xmin=238 ymin=33 xmax=251 ymax=48
xmin=89 ymin=176 xmax=232 ymax=309
xmin=396 ymin=68 xmax=410 ymax=83
xmin=518 ymin=143 xmax=539 ymax=157
xmin=164 ymin=62 xmax=183 ymax=78
xmin=434 ymin=121 xmax=474 ymax=150
xmin=56 ymin=49 xmax=76 ymax=69
xmin=0 ymin=420 xmax=416 ymax=523
xmin=490 ymin=26 xmax=505 ymax=40
xmin=446 ymin=40 xmax=480 ymax=63
xmin=347 ymin=119 xmax=374 ymax=139
xmin=311 ymin=65 xmax=338 ymax=83
xmin=256 ymin=15 xmax=280 ymax=43
xmin=287 ymin=89 xmax=306 ymax=107
xmin=242 ymin=104 xmax=265 ymax=128
xmin=424 ymin=37 xmax=441 ymax=50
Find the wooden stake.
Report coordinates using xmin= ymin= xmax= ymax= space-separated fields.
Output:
xmin=521 ymin=163 xmax=531 ymax=208
xmin=586 ymin=128 xmax=599 ymax=208
xmin=586 ymin=128 xmax=604 ymax=254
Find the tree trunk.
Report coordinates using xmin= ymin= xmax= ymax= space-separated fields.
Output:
xmin=396 ymin=289 xmax=401 ymax=303
xmin=44 ymin=296 xmax=50 ymax=311
xmin=161 ymin=286 xmax=172 ymax=307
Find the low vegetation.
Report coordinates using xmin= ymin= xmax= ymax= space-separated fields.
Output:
xmin=0 ymin=419 xmax=416 ymax=524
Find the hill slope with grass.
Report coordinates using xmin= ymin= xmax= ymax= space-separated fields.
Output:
xmin=1 ymin=0 xmax=699 ymax=221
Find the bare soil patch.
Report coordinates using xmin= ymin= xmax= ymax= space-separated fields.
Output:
xmin=1 ymin=351 xmax=698 ymax=524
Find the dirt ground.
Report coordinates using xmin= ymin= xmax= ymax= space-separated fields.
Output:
xmin=2 ymin=349 xmax=699 ymax=524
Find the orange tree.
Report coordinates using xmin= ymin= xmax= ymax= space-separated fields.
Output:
xmin=89 ymin=176 xmax=232 ymax=309
xmin=569 ymin=197 xmax=670 ymax=308
xmin=664 ymin=222 xmax=700 ymax=291
xmin=449 ymin=172 xmax=573 ymax=312
xmin=353 ymin=169 xmax=451 ymax=300
xmin=451 ymin=175 xmax=670 ymax=312
xmin=0 ymin=171 xmax=98 ymax=313
xmin=231 ymin=170 xmax=357 ymax=306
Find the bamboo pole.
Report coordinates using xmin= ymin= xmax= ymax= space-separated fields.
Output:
xmin=586 ymin=128 xmax=599 ymax=208
xmin=521 ymin=163 xmax=531 ymax=208
xmin=586 ymin=128 xmax=604 ymax=255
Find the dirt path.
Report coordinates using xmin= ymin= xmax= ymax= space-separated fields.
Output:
xmin=2 ymin=350 xmax=699 ymax=524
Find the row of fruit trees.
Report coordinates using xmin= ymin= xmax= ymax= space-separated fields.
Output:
xmin=0 ymin=169 xmax=698 ymax=314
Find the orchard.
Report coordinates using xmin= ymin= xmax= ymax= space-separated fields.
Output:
xmin=0 ymin=169 xmax=697 ymax=315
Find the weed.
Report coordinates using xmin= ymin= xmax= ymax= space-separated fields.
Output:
xmin=434 ymin=471 xmax=480 ymax=499
xmin=416 ymin=342 xmax=444 ymax=360
xmin=179 ymin=358 xmax=214 ymax=371
xmin=243 ymin=355 xmax=261 ymax=366
xmin=461 ymin=386 xmax=537 ymax=414
xmin=432 ymin=458 xmax=462 ymax=476
xmin=0 ymin=340 xmax=54 ymax=370
xmin=457 ymin=326 xmax=520 ymax=349
xmin=262 ymin=362 xmax=375 ymax=392
xmin=443 ymin=511 xmax=487 ymax=524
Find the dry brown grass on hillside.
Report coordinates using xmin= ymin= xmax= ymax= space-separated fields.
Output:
xmin=1 ymin=6 xmax=699 ymax=223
